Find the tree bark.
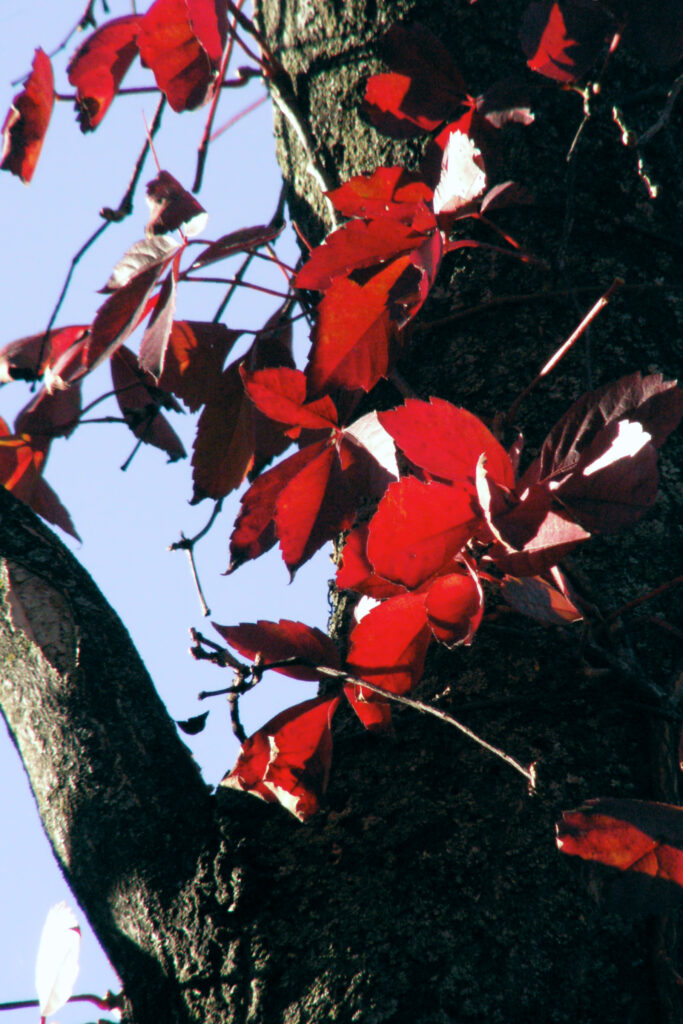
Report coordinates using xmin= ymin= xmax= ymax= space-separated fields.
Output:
xmin=2 ymin=0 xmax=682 ymax=1021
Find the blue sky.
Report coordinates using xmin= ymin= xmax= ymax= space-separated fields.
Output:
xmin=0 ymin=2 xmax=328 ymax=1016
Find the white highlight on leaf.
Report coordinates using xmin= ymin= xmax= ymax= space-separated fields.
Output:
xmin=582 ymin=419 xmax=651 ymax=477
xmin=102 ymin=236 xmax=180 ymax=292
xmin=343 ymin=411 xmax=399 ymax=479
xmin=35 ymin=902 xmax=81 ymax=1017
xmin=433 ymin=130 xmax=487 ymax=216
xmin=353 ymin=595 xmax=380 ymax=624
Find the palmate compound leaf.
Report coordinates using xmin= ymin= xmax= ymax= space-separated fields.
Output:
xmin=1 ymin=48 xmax=54 ymax=184
xmin=213 ymin=619 xmax=341 ymax=681
xmin=241 ymin=366 xmax=338 ymax=438
xmin=221 ymin=695 xmax=341 ymax=821
xmin=67 ymin=15 xmax=140 ymax=131
xmin=326 ymin=166 xmax=434 ymax=222
xmin=137 ymin=0 xmax=226 ymax=112
xmin=35 ymin=902 xmax=81 ymax=1018
xmin=157 ymin=321 xmax=240 ymax=411
xmin=557 ymin=799 xmax=683 ymax=900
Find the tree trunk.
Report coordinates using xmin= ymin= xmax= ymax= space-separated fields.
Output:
xmin=1 ymin=0 xmax=681 ymax=1021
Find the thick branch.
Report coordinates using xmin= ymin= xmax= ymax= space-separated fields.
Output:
xmin=0 ymin=488 xmax=213 ymax=1021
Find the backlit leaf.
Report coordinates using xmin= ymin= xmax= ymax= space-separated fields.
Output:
xmin=347 ymin=591 xmax=431 ymax=696
xmin=145 ymin=170 xmax=208 ymax=237
xmin=221 ymin=696 xmax=341 ymax=821
xmin=213 ymin=619 xmax=341 ymax=680
xmin=111 ymin=346 xmax=186 ymax=461
xmin=138 ymin=0 xmax=222 ymax=112
xmin=1 ymin=49 xmax=54 ymax=183
xmin=35 ymin=902 xmax=80 ymax=1017
xmin=67 ymin=16 xmax=140 ymax=131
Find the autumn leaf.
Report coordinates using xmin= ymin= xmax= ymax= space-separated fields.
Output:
xmin=1 ymin=49 xmax=54 ymax=183
xmin=347 ymin=590 xmax=432 ymax=696
xmin=138 ymin=0 xmax=225 ymax=112
xmin=157 ymin=321 xmax=240 ymax=411
xmin=191 ymin=361 xmax=254 ymax=501
xmin=520 ymin=1 xmax=615 ymax=83
xmin=67 ymin=16 xmax=140 ymax=131
xmin=0 ymin=419 xmax=78 ymax=539
xmin=213 ymin=619 xmax=341 ymax=680
xmin=326 ymin=166 xmax=434 ymax=222
xmin=557 ymin=799 xmax=683 ymax=901
xmin=501 ymin=573 xmax=582 ymax=625
xmin=424 ymin=567 xmax=484 ymax=647
xmin=221 ymin=696 xmax=341 ymax=821
xmin=35 ymin=903 xmax=81 ymax=1018
xmin=111 ymin=346 xmax=186 ymax=462
xmin=190 ymin=223 xmax=284 ymax=270
xmin=145 ymin=170 xmax=208 ymax=237
xmin=0 ymin=325 xmax=89 ymax=384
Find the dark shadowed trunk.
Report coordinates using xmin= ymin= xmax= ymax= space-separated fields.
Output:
xmin=1 ymin=0 xmax=681 ymax=1021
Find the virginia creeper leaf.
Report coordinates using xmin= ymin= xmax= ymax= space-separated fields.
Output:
xmin=157 ymin=321 xmax=240 ymax=411
xmin=111 ymin=346 xmax=186 ymax=461
xmin=221 ymin=695 xmax=341 ymax=821
xmin=190 ymin=223 xmax=283 ymax=269
xmin=67 ymin=16 xmax=140 ymax=131
xmin=1 ymin=49 xmax=54 ymax=183
xmin=242 ymin=366 xmax=338 ymax=437
xmin=501 ymin=574 xmax=582 ymax=625
xmin=0 ymin=325 xmax=89 ymax=383
xmin=191 ymin=361 xmax=254 ymax=501
xmin=347 ymin=590 xmax=431 ymax=696
xmin=326 ymin=166 xmax=434 ymax=222
xmin=138 ymin=0 xmax=223 ymax=111
xmin=138 ymin=262 xmax=178 ymax=380
xmin=35 ymin=903 xmax=80 ymax=1018
xmin=101 ymin=235 xmax=180 ymax=293
xmin=520 ymin=1 xmax=615 ymax=83
xmin=145 ymin=170 xmax=208 ymax=237
xmin=213 ymin=619 xmax=341 ymax=680
xmin=424 ymin=567 xmax=484 ymax=647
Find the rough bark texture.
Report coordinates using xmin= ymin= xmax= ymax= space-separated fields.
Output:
xmin=1 ymin=0 xmax=682 ymax=1022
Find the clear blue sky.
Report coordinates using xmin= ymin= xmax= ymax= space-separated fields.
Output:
xmin=0 ymin=2 xmax=327 ymax=1016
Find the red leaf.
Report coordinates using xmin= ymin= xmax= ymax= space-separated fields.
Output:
xmin=327 ymin=166 xmax=433 ymax=222
xmin=111 ymin=346 xmax=186 ymax=461
xmin=0 ymin=326 xmax=89 ymax=384
xmin=67 ymin=16 xmax=140 ymax=131
xmin=0 ymin=420 xmax=78 ymax=538
xmin=425 ymin=567 xmax=484 ymax=646
xmin=337 ymin=524 xmax=405 ymax=599
xmin=275 ymin=442 xmax=356 ymax=574
xmin=308 ymin=256 xmax=410 ymax=395
xmin=157 ymin=321 xmax=240 ymax=411
xmin=190 ymin=223 xmax=284 ymax=270
xmin=380 ymin=398 xmax=515 ymax=490
xmin=145 ymin=170 xmax=207 ymax=237
xmin=1 ymin=49 xmax=54 ymax=183
xmin=242 ymin=367 xmax=338 ymax=437
xmin=221 ymin=696 xmax=341 ymax=821
xmin=227 ymin=444 xmax=316 ymax=571
xmin=138 ymin=0 xmax=223 ymax=112
xmin=343 ymin=682 xmax=393 ymax=734
xmin=520 ymin=1 xmax=614 ymax=83
xmin=557 ymin=799 xmax=683 ymax=891
xmin=295 ymin=218 xmax=431 ymax=292
xmin=363 ymin=23 xmax=466 ymax=137
xmin=191 ymin=361 xmax=254 ymax=501
xmin=185 ymin=0 xmax=228 ymax=65
xmin=501 ymin=574 xmax=582 ymax=625
xmin=212 ymin=619 xmax=341 ymax=680
xmin=347 ymin=590 xmax=431 ymax=696
xmin=367 ymin=477 xmax=477 ymax=589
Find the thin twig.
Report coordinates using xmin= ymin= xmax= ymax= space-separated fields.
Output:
xmin=606 ymin=576 xmax=683 ymax=624
xmin=208 ymin=93 xmax=269 ymax=143
xmin=169 ymin=500 xmax=223 ymax=552
xmin=638 ymin=72 xmax=683 ymax=146
xmin=504 ymin=277 xmax=623 ymax=426
xmin=177 ymin=536 xmax=211 ymax=616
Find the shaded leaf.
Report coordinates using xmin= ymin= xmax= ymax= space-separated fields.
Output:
xmin=220 ymin=695 xmax=341 ymax=821
xmin=0 ymin=419 xmax=78 ymax=539
xmin=0 ymin=325 xmax=89 ymax=383
xmin=557 ymin=798 xmax=683 ymax=891
xmin=213 ymin=619 xmax=341 ymax=680
xmin=146 ymin=170 xmax=208 ymax=237
xmin=190 ymin=223 xmax=284 ymax=269
xmin=191 ymin=361 xmax=254 ymax=501
xmin=343 ymin=682 xmax=394 ymax=733
xmin=111 ymin=345 xmax=186 ymax=461
xmin=501 ymin=574 xmax=582 ymax=625
xmin=337 ymin=524 xmax=406 ymax=600
xmin=15 ymin=382 xmax=81 ymax=441
xmin=520 ymin=1 xmax=614 ymax=83
xmin=67 ymin=16 xmax=140 ymax=131
xmin=101 ymin=235 xmax=180 ymax=292
xmin=176 ymin=711 xmax=209 ymax=734
xmin=138 ymin=263 xmax=178 ymax=380
xmin=157 ymin=321 xmax=240 ymax=411
xmin=1 ymin=48 xmax=54 ymax=183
